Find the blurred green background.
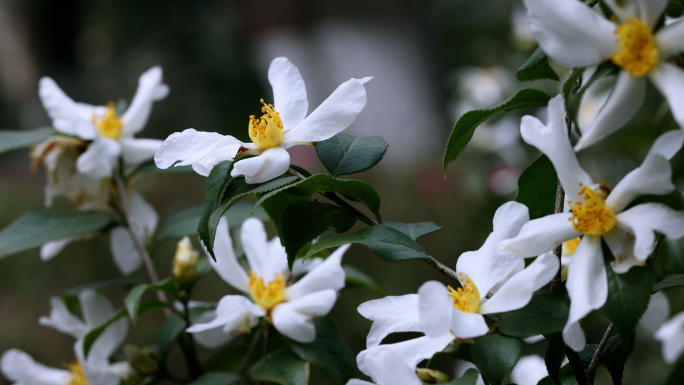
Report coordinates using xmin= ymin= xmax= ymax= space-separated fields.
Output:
xmin=2 ymin=0 xmax=684 ymax=384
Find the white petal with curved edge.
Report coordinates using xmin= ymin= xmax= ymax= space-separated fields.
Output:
xmin=564 ymin=235 xmax=607 ymax=351
xmin=286 ymin=244 xmax=348 ymax=301
xmin=283 ymin=77 xmax=369 ymax=144
xmin=521 ymin=95 xmax=592 ymax=198
xmin=0 ymin=349 xmax=68 ymax=384
xmin=356 ymin=349 xmax=424 ymax=385
xmin=511 ymin=355 xmax=549 ymax=385
xmin=418 ymin=281 xmax=454 ymax=338
xmin=605 ymin=154 xmax=674 ymax=213
xmin=128 ymin=190 xmax=158 ymax=237
xmin=480 ymin=252 xmax=558 ymax=314
xmin=346 ymin=380 xmax=374 ymax=385
xmin=603 ymin=229 xmax=644 ymax=274
xmin=523 ymin=0 xmax=616 ymax=67
xmin=357 ymin=294 xmax=421 ymax=347
xmin=603 ymin=0 xmax=637 ymax=23
xmin=38 ymin=76 xmax=99 ymax=139
xmin=240 ymin=218 xmax=271 ymax=280
xmin=361 ymin=334 xmax=455 ymax=370
xmin=647 ymin=130 xmax=684 ymax=160
xmin=496 ymin=213 xmax=580 ymax=258
xmin=154 ymin=128 xmax=243 ymax=174
xmin=268 ymin=57 xmax=308 ymax=130
xmin=266 ymin=237 xmax=289 ymax=279
xmin=656 ymin=19 xmax=684 ymax=57
xmin=617 ymin=203 xmax=684 ymax=260
xmin=39 ymin=296 xmax=88 ymax=338
xmin=40 ymin=237 xmax=76 ymax=261
xmin=231 ymin=146 xmax=290 ymax=184
xmin=188 ymin=310 xmax=237 ymax=349
xmin=187 ymin=295 xmax=263 ymax=334
xmin=640 ymin=292 xmax=671 ymax=334
xmin=122 ymin=66 xmax=169 ymax=135
xmin=576 ymin=73 xmax=646 ymax=150
xmin=109 ymin=227 xmax=143 ymax=275
xmin=637 ymin=0 xmax=668 ymax=29
xmin=76 ymin=137 xmax=121 ymax=179
xmin=650 ymin=62 xmax=684 ymax=127
xmin=79 ymin=290 xmax=129 ymax=358
xmin=272 ymin=290 xmax=337 ymax=342
xmin=291 ymin=257 xmax=323 ymax=276
xmin=207 ymin=217 xmax=249 ymax=293
xmin=655 ymin=311 xmax=684 ymax=363
xmin=450 ymin=310 xmax=489 ymax=339
xmin=120 ymin=138 xmax=163 ymax=166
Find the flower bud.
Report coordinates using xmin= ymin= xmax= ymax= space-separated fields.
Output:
xmin=416 ymin=368 xmax=450 ymax=383
xmin=172 ymin=236 xmax=199 ymax=285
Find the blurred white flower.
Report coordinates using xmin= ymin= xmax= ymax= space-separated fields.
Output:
xmin=640 ymin=291 xmax=671 ymax=334
xmin=655 ymin=311 xmax=684 ymax=364
xmin=511 ymin=355 xmax=549 ymax=385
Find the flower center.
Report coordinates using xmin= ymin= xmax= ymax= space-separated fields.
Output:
xmin=569 ymin=185 xmax=616 ymax=236
xmin=65 ymin=361 xmax=88 ymax=385
xmin=248 ymin=271 xmax=286 ymax=311
xmin=249 ymin=99 xmax=283 ymax=150
xmin=563 ymin=237 xmax=581 ymax=256
xmin=92 ymin=102 xmax=123 ymax=139
xmin=611 ymin=17 xmax=659 ymax=77
xmin=448 ymin=275 xmax=480 ymax=313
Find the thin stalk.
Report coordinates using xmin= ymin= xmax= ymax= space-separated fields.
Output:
xmin=180 ymin=297 xmax=203 ymax=379
xmin=239 ymin=325 xmax=264 ymax=375
xmin=586 ymin=323 xmax=614 ymax=383
xmin=566 ymin=347 xmax=591 ymax=385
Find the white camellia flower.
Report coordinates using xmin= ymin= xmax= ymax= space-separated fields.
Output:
xmin=523 ymin=0 xmax=684 ymax=149
xmin=39 ymin=66 xmax=169 ymax=179
xmin=1 ymin=290 xmax=130 ymax=385
xmin=186 ymin=217 xmax=349 ymax=343
xmin=155 ymin=57 xmax=371 ymax=183
xmin=496 ymin=95 xmax=684 ymax=351
xmin=655 ymin=311 xmax=684 ymax=363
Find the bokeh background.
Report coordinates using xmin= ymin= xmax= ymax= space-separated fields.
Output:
xmin=1 ymin=0 xmax=684 ymax=384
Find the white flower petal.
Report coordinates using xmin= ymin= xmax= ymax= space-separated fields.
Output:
xmin=450 ymin=310 xmax=489 ymax=339
xmin=286 ymin=244 xmax=348 ymax=301
xmin=605 ymin=154 xmax=674 ymax=213
xmin=496 ymin=213 xmax=580 ymax=258
xmin=231 ymin=146 xmax=291 ymax=184
xmin=76 ymin=137 xmax=121 ymax=179
xmin=480 ymin=252 xmax=558 ymax=314
xmin=521 ymin=95 xmax=592 ymax=198
xmin=120 ymin=138 xmax=163 ymax=166
xmin=268 ymin=57 xmax=308 ymax=130
xmin=291 ymin=257 xmax=324 ymax=276
xmin=154 ymin=128 xmax=243 ymax=175
xmin=188 ymin=310 xmax=237 ymax=349
xmin=361 ymin=334 xmax=455 ymax=370
xmin=0 ymin=349 xmax=68 ymax=384
xmin=283 ymin=77 xmax=369 ymax=144
xmin=418 ymin=281 xmax=454 ymax=338
xmin=272 ymin=290 xmax=337 ymax=342
xmin=356 ymin=349 xmax=424 ymax=385
xmin=109 ymin=227 xmax=143 ymax=276
xmin=266 ymin=237 xmax=289 ymax=279
xmin=79 ymin=290 xmax=128 ymax=359
xmin=186 ymin=295 xmax=263 ymax=334
xmin=207 ymin=217 xmax=249 ymax=293
xmin=647 ymin=130 xmax=684 ymax=160
xmin=357 ymin=294 xmax=421 ymax=347
xmin=563 ymin=321 xmax=587 ymax=354
xmin=39 ymin=296 xmax=88 ymax=339
xmin=346 ymin=380 xmax=375 ymax=385
xmin=576 ymin=73 xmax=646 ymax=150
xmin=122 ymin=66 xmax=169 ymax=135
xmin=636 ymin=0 xmax=667 ymax=29
xmin=129 ymin=190 xmax=158 ymax=237
xmin=650 ymin=62 xmax=684 ymax=127
xmin=655 ymin=311 xmax=684 ymax=363
xmin=38 ymin=77 xmax=99 ymax=139
xmin=565 ymin=235 xmax=607 ymax=351
xmin=523 ymin=0 xmax=617 ymax=67
xmin=640 ymin=292 xmax=671 ymax=334
xmin=40 ymin=237 xmax=77 ymax=261
xmin=656 ymin=19 xmax=684 ymax=57
xmin=511 ymin=355 xmax=549 ymax=385
xmin=617 ymin=203 xmax=684 ymax=260
xmin=240 ymin=218 xmax=272 ymax=280
xmin=603 ymin=229 xmax=643 ymax=274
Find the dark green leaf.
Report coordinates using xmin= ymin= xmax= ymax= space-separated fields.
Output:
xmin=316 ymin=133 xmax=388 ymax=176
xmin=124 ymin=284 xmax=149 ymax=325
xmin=247 ymin=349 xmax=309 ymax=385
xmin=0 ymin=208 xmax=113 ymax=259
xmin=515 ymin=155 xmax=558 ymax=220
xmin=544 ymin=333 xmax=565 ymax=385
xmin=260 ymin=191 xmax=312 ymax=240
xmin=443 ymin=89 xmax=551 ymax=171
xmin=442 ymin=369 xmax=480 ymax=385
xmin=198 ymin=160 xmax=236 ymax=260
xmin=428 ymin=341 xmax=472 ymax=369
xmin=516 ymin=47 xmax=560 ymax=82
xmin=343 ymin=265 xmax=384 ymax=295
xmin=664 ymin=354 xmax=684 ymax=385
xmin=158 ymin=315 xmax=186 ymax=359
xmin=225 ymin=202 xmax=269 ymax=227
xmin=562 ymin=68 xmax=585 ymax=100
xmin=578 ymin=334 xmax=633 ymax=385
xmin=0 ymin=127 xmax=54 ymax=154
xmin=302 ymin=225 xmax=430 ymax=262
xmin=538 ymin=364 xmax=579 ymax=385
xmin=383 ymin=222 xmax=442 ymax=240
xmin=156 ymin=205 xmax=203 ymax=240
xmin=282 ymin=201 xmax=356 ymax=269
xmin=188 ymin=372 xmax=241 ymax=385
xmin=498 ymin=290 xmax=568 ymax=338
xmin=653 ymin=274 xmax=684 ymax=293
xmin=471 ymin=333 xmax=521 ymax=385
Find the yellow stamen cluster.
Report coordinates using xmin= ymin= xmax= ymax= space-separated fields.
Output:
xmin=248 ymin=271 xmax=286 ymax=311
xmin=65 ymin=361 xmax=88 ymax=385
xmin=249 ymin=99 xmax=284 ymax=149
xmin=92 ymin=102 xmax=123 ymax=139
xmin=562 ymin=237 xmax=581 ymax=257
xmin=448 ymin=274 xmax=481 ymax=313
xmin=569 ymin=185 xmax=616 ymax=236
xmin=611 ymin=17 xmax=659 ymax=77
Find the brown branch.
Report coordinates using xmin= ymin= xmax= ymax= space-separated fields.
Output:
xmin=586 ymin=323 xmax=614 ymax=383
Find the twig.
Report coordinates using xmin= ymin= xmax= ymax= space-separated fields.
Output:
xmin=550 ymin=179 xmax=566 ymax=291
xmin=180 ymin=297 xmax=203 ymax=379
xmin=566 ymin=347 xmax=591 ymax=385
xmin=586 ymin=323 xmax=614 ymax=383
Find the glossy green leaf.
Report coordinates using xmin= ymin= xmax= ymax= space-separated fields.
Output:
xmin=516 ymin=47 xmax=560 ymax=82
xmin=124 ymin=278 xmax=179 ymax=324
xmin=0 ymin=208 xmax=113 ymax=259
xmin=188 ymin=372 xmax=241 ymax=385
xmin=578 ymin=334 xmax=634 ymax=385
xmin=0 ymin=127 xmax=53 ymax=154
xmin=383 ymin=222 xmax=442 ymax=240
xmin=443 ymin=89 xmax=551 ymax=171
xmin=471 ymin=333 xmax=521 ymax=385
xmin=498 ymin=290 xmax=568 ymax=338
xmin=515 ymin=155 xmax=558 ymax=220
xmin=653 ymin=274 xmax=684 ymax=293
xmin=260 ymin=191 xmax=312 ymax=240
xmin=316 ymin=133 xmax=388 ymax=176
xmin=247 ymin=349 xmax=309 ymax=385
xmin=538 ymin=364 xmax=579 ymax=385
xmin=343 ymin=265 xmax=384 ymax=295
xmin=544 ymin=333 xmax=565 ymax=385
xmin=158 ymin=314 xmax=186 ymax=359
xmin=442 ymin=369 xmax=480 ymax=385
xmin=302 ymin=225 xmax=430 ymax=262
xmin=198 ymin=160 xmax=236 ymax=260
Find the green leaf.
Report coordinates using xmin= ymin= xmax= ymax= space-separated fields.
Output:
xmin=653 ymin=274 xmax=684 ymax=293
xmin=544 ymin=333 xmax=565 ymax=385
xmin=383 ymin=222 xmax=442 ymax=240
xmin=188 ymin=372 xmax=241 ymax=385
xmin=427 ymin=341 xmax=473 ymax=369
xmin=664 ymin=354 xmax=684 ymax=385
xmin=516 ymin=47 xmax=560 ymax=82
xmin=515 ymin=155 xmax=558 ymax=220
xmin=0 ymin=127 xmax=54 ymax=154
xmin=442 ymin=369 xmax=480 ymax=385
xmin=284 ymin=317 xmax=359 ymax=384
xmin=302 ymin=225 xmax=430 ymax=262
xmin=156 ymin=205 xmax=203 ymax=240
xmin=316 ymin=133 xmax=388 ymax=176
xmin=578 ymin=334 xmax=634 ymax=385
xmin=471 ymin=333 xmax=521 ymax=385
xmin=0 ymin=208 xmax=113 ymax=259
xmin=538 ymin=364 xmax=579 ymax=385
xmin=260 ymin=191 xmax=312 ymax=240
xmin=282 ymin=201 xmax=356 ymax=269
xmin=198 ymin=160 xmax=236 ymax=260
xmin=498 ymin=290 xmax=568 ymax=338
xmin=158 ymin=315 xmax=186 ymax=359
xmin=443 ymin=89 xmax=551 ymax=171
xmin=225 ymin=202 xmax=269 ymax=227
xmin=343 ymin=265 xmax=384 ymax=295
xmin=124 ymin=278 xmax=180 ymax=324
xmin=247 ymin=349 xmax=309 ymax=385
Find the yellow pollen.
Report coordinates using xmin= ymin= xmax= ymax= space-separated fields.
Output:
xmin=562 ymin=237 xmax=581 ymax=257
xmin=92 ymin=102 xmax=123 ymax=139
xmin=611 ymin=17 xmax=659 ymax=77
xmin=248 ymin=99 xmax=284 ymax=149
xmin=65 ymin=361 xmax=88 ymax=385
xmin=248 ymin=271 xmax=286 ymax=311
xmin=569 ymin=185 xmax=616 ymax=236
xmin=447 ymin=277 xmax=481 ymax=313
